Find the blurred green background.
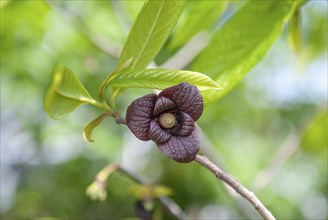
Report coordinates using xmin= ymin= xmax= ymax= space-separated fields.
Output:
xmin=1 ymin=1 xmax=327 ymax=219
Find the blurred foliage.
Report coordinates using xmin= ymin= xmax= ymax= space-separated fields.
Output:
xmin=1 ymin=1 xmax=327 ymax=220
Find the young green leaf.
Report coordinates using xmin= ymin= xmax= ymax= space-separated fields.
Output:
xmin=108 ymin=68 xmax=221 ymax=91
xmin=0 ymin=0 xmax=11 ymax=8
xmin=118 ymin=0 xmax=184 ymax=70
xmin=107 ymin=68 xmax=221 ymax=105
xmin=169 ymin=1 xmax=228 ymax=50
xmin=288 ymin=8 xmax=302 ymax=54
xmin=192 ymin=1 xmax=301 ymax=105
xmin=83 ymin=112 xmax=112 ymax=142
xmin=44 ymin=64 xmax=97 ymax=120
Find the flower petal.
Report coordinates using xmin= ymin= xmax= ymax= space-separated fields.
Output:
xmin=152 ymin=96 xmax=176 ymax=117
xmin=171 ymin=111 xmax=194 ymax=137
xmin=148 ymin=120 xmax=172 ymax=144
xmin=157 ymin=127 xmax=200 ymax=163
xmin=158 ymin=82 xmax=203 ymax=121
xmin=126 ymin=94 xmax=157 ymax=141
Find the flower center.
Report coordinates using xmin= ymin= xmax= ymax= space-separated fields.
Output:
xmin=159 ymin=112 xmax=176 ymax=129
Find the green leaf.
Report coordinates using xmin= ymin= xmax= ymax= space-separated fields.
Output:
xmin=169 ymin=1 xmax=228 ymax=50
xmin=0 ymin=0 xmax=11 ymax=8
xmin=44 ymin=64 xmax=96 ymax=120
xmin=288 ymin=7 xmax=302 ymax=54
xmin=107 ymin=68 xmax=222 ymax=105
xmin=83 ymin=113 xmax=112 ymax=142
xmin=192 ymin=1 xmax=300 ymax=105
xmin=108 ymin=69 xmax=221 ymax=91
xmin=118 ymin=0 xmax=184 ymax=70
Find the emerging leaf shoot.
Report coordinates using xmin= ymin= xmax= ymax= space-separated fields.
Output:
xmin=44 ymin=64 xmax=97 ymax=120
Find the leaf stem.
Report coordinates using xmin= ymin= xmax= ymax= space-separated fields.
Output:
xmin=79 ymin=97 xmax=112 ymax=112
xmin=79 ymin=96 xmax=126 ymax=126
xmin=98 ymin=74 xmax=114 ymax=102
xmin=194 ymin=154 xmax=276 ymax=220
xmin=98 ymin=58 xmax=133 ymax=106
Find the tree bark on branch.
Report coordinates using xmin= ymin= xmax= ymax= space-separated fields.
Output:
xmin=195 ymin=154 xmax=276 ymax=220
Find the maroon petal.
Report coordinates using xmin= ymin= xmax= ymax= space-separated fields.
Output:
xmin=148 ymin=120 xmax=172 ymax=144
xmin=152 ymin=96 xmax=176 ymax=117
xmin=126 ymin=94 xmax=157 ymax=141
xmin=171 ymin=111 xmax=194 ymax=137
xmin=157 ymin=127 xmax=200 ymax=163
xmin=158 ymin=82 xmax=203 ymax=121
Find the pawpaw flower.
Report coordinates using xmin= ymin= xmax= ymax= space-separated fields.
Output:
xmin=126 ymin=82 xmax=203 ymax=163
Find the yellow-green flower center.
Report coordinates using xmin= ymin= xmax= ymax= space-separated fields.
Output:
xmin=159 ymin=113 xmax=176 ymax=129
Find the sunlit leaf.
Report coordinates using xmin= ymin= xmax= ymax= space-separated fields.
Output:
xmin=44 ymin=64 xmax=95 ymax=120
xmin=0 ymin=0 xmax=11 ymax=8
xmin=288 ymin=8 xmax=302 ymax=54
xmin=83 ymin=113 xmax=112 ymax=142
xmin=107 ymin=68 xmax=222 ymax=105
xmin=118 ymin=0 xmax=184 ymax=70
xmin=108 ymin=68 xmax=221 ymax=91
xmin=192 ymin=1 xmax=301 ymax=105
xmin=169 ymin=1 xmax=228 ymax=50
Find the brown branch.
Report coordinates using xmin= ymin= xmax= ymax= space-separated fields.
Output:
xmin=194 ymin=154 xmax=276 ymax=220
xmin=200 ymin=141 xmax=259 ymax=218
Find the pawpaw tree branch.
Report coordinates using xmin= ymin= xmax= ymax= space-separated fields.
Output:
xmin=195 ymin=154 xmax=276 ymax=220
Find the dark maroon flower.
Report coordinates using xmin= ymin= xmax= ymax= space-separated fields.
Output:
xmin=135 ymin=200 xmax=153 ymax=220
xmin=126 ymin=82 xmax=203 ymax=163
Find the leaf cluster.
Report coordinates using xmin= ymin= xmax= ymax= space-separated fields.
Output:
xmin=44 ymin=0 xmax=304 ymax=143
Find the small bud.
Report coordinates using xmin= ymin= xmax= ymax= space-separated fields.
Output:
xmin=86 ymin=181 xmax=107 ymax=201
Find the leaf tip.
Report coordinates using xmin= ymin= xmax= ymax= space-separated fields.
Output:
xmin=83 ymin=131 xmax=95 ymax=143
xmin=83 ymin=113 xmax=111 ymax=143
